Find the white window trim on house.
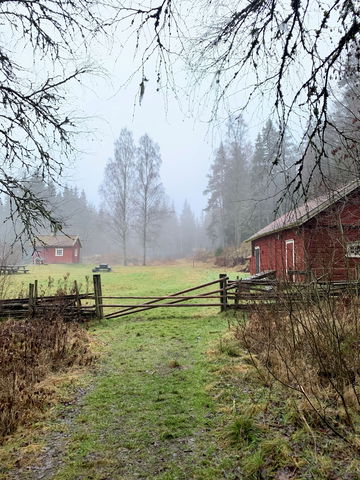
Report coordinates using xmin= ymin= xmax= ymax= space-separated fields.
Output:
xmin=74 ymin=248 xmax=78 ymax=257
xmin=346 ymin=241 xmax=360 ymax=258
xmin=285 ymin=239 xmax=295 ymax=281
xmin=55 ymin=248 xmax=64 ymax=257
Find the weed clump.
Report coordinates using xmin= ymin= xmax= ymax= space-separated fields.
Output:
xmin=225 ymin=415 xmax=262 ymax=447
xmin=218 ymin=337 xmax=242 ymax=357
xmin=168 ymin=359 xmax=181 ymax=369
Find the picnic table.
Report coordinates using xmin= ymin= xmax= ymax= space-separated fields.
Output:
xmin=0 ymin=265 xmax=29 ymax=274
xmin=92 ymin=263 xmax=112 ymax=272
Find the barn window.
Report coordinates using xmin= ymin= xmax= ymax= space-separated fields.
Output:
xmin=55 ymin=248 xmax=64 ymax=257
xmin=347 ymin=242 xmax=360 ymax=258
xmin=74 ymin=248 xmax=78 ymax=257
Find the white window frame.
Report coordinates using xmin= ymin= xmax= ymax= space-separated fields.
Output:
xmin=285 ymin=239 xmax=295 ymax=281
xmin=346 ymin=242 xmax=360 ymax=258
xmin=74 ymin=248 xmax=78 ymax=257
xmin=55 ymin=248 xmax=64 ymax=257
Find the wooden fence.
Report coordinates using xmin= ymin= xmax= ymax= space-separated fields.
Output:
xmin=0 ymin=273 xmax=358 ymax=321
xmin=0 ymin=279 xmax=95 ymax=320
xmin=91 ymin=274 xmax=358 ymax=319
xmin=95 ymin=274 xmax=232 ymax=320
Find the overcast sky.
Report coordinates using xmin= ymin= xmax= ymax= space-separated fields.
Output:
xmin=6 ymin=2 xmax=345 ymax=219
xmin=63 ymin=22 xmax=265 ymax=218
xmin=70 ymin=69 xmax=268 ymax=217
xmin=70 ymin=73 xmax=213 ymax=217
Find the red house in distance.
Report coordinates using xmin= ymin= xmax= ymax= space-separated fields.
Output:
xmin=248 ymin=181 xmax=360 ymax=282
xmin=33 ymin=235 xmax=81 ymax=264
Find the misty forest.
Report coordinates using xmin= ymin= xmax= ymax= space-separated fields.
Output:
xmin=1 ymin=2 xmax=360 ymax=480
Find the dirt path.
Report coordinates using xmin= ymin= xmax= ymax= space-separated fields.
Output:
xmin=6 ymin=386 xmax=91 ymax=480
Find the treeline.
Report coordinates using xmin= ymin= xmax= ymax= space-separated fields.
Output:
xmin=99 ymin=129 xmax=210 ymax=264
xmin=204 ymin=56 xmax=360 ymax=249
xmin=204 ymin=116 xmax=297 ymax=248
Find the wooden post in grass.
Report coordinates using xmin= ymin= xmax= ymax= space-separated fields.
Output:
xmin=74 ymin=280 xmax=81 ymax=308
xmin=34 ymin=279 xmax=38 ymax=316
xmin=219 ymin=273 xmax=228 ymax=312
xmin=93 ymin=274 xmax=103 ymax=320
xmin=234 ymin=276 xmax=240 ymax=310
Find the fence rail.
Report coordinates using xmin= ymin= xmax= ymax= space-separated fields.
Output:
xmin=1 ymin=273 xmax=358 ymax=321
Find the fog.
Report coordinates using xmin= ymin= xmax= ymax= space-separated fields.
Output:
xmin=72 ymin=74 xmax=214 ymax=216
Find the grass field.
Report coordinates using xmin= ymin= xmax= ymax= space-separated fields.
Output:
xmin=1 ymin=263 xmax=359 ymax=479
xmin=1 ymin=263 xmax=241 ymax=479
xmin=6 ymin=262 xmax=225 ymax=298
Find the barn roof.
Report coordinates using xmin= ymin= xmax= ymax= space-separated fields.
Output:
xmin=247 ymin=180 xmax=360 ymax=242
xmin=35 ymin=234 xmax=81 ymax=248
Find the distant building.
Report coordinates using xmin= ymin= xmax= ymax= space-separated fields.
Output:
xmin=247 ymin=181 xmax=360 ymax=282
xmin=33 ymin=235 xmax=82 ymax=264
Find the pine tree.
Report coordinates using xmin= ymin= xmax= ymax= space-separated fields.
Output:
xmin=179 ymin=200 xmax=197 ymax=256
xmin=204 ymin=143 xmax=228 ymax=247
xmin=224 ymin=115 xmax=251 ymax=244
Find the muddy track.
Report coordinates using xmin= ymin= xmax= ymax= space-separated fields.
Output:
xmin=7 ymin=386 xmax=91 ymax=480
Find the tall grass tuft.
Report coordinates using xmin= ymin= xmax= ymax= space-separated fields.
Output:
xmin=225 ymin=415 xmax=262 ymax=447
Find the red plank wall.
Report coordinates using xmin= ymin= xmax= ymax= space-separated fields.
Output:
xmin=249 ymin=191 xmax=360 ymax=281
xmin=250 ymin=229 xmax=306 ymax=279
xmin=34 ymin=242 xmax=81 ymax=264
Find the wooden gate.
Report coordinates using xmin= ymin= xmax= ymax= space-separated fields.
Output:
xmin=91 ymin=273 xmax=360 ymax=320
xmin=92 ymin=274 xmax=234 ymax=320
xmin=1 ymin=273 xmax=355 ymax=321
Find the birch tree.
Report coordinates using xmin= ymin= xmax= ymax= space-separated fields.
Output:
xmin=100 ymin=129 xmax=136 ymax=265
xmin=134 ymin=134 xmax=166 ymax=265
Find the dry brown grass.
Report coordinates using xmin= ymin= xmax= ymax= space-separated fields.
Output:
xmin=0 ymin=314 xmax=93 ymax=441
xmin=236 ymin=290 xmax=360 ymax=439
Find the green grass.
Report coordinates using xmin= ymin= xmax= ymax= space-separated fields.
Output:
xmin=0 ymin=264 xmax=242 ymax=479
xmin=52 ymin=314 xmax=232 ymax=479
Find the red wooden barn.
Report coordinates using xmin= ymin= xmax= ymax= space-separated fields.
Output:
xmin=33 ymin=235 xmax=82 ymax=264
xmin=248 ymin=181 xmax=360 ymax=281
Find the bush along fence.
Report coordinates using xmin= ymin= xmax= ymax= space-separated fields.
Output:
xmin=0 ymin=274 xmax=358 ymax=321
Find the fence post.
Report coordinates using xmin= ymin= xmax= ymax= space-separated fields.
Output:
xmin=93 ymin=274 xmax=103 ymax=320
xmin=28 ymin=282 xmax=35 ymax=317
xmin=219 ymin=273 xmax=228 ymax=312
xmin=74 ymin=280 xmax=81 ymax=308
xmin=34 ymin=279 xmax=38 ymax=301
xmin=235 ymin=276 xmax=241 ymax=310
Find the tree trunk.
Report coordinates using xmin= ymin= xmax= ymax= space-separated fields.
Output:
xmin=123 ymin=240 xmax=127 ymax=266
xmin=142 ymin=226 xmax=147 ymax=266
